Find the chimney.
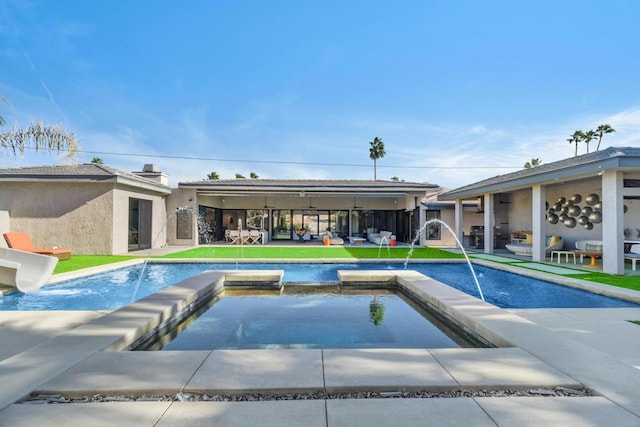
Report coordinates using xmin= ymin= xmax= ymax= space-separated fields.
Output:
xmin=133 ymin=164 xmax=168 ymax=186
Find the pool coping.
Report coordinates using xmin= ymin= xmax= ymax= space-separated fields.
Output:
xmin=1 ymin=269 xmax=640 ymax=422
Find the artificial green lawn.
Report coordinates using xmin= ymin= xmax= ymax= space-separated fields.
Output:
xmin=159 ymin=245 xmax=462 ymax=260
xmin=53 ymin=256 xmax=138 ymax=274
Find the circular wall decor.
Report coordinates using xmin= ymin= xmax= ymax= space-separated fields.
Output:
xmin=568 ymin=206 xmax=581 ymax=216
xmin=593 ymin=201 xmax=602 ymax=212
xmin=553 ymin=202 xmax=562 ymax=211
xmin=545 ymin=201 xmax=549 ymax=210
xmin=584 ymin=222 xmax=594 ymax=230
xmin=577 ymin=215 xmax=589 ymax=225
xmin=564 ymin=217 xmax=577 ymax=228
xmin=548 ymin=214 xmax=559 ymax=224
xmin=558 ymin=197 xmax=566 ymax=204
xmin=581 ymin=206 xmax=593 ymax=216
xmin=588 ymin=212 xmax=602 ymax=223
xmin=570 ymin=194 xmax=582 ymax=204
xmin=558 ymin=213 xmax=568 ymax=222
xmin=624 ymin=204 xmax=628 ymax=214
xmin=585 ymin=194 xmax=599 ymax=206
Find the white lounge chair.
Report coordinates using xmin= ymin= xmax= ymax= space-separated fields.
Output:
xmin=0 ymin=248 xmax=58 ymax=293
xmin=240 ymin=230 xmax=251 ymax=245
xmin=624 ymin=244 xmax=640 ymax=271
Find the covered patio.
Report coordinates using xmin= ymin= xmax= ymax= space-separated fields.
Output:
xmin=439 ymin=147 xmax=640 ymax=275
xmin=166 ymin=180 xmax=437 ymax=247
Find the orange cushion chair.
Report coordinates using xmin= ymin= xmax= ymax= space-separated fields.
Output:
xmin=3 ymin=232 xmax=71 ymax=260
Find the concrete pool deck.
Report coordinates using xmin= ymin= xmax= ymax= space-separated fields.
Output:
xmin=1 ymin=263 xmax=640 ymax=425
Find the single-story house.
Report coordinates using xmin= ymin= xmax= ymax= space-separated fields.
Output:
xmin=439 ymin=147 xmax=640 ymax=275
xmin=0 ymin=164 xmax=171 ymax=255
xmin=167 ymin=179 xmax=438 ymax=246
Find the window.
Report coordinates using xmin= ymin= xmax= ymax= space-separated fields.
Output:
xmin=425 ymin=210 xmax=441 ymax=240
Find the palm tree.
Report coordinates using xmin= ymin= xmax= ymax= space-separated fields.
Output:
xmin=91 ymin=157 xmax=103 ymax=164
xmin=567 ymin=130 xmax=585 ymax=157
xmin=369 ymin=137 xmax=386 ymax=181
xmin=523 ymin=158 xmax=542 ymax=169
xmin=583 ymin=130 xmax=597 ymax=153
xmin=390 ymin=176 xmax=399 ymax=182
xmin=235 ymin=173 xmax=245 ymax=179
xmin=1 ymin=94 xmax=78 ymax=157
xmin=207 ymin=171 xmax=220 ymax=180
xmin=595 ymin=124 xmax=616 ymax=151
xmin=250 ymin=172 xmax=259 ymax=179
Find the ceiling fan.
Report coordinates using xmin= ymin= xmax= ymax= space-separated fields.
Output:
xmin=263 ymin=196 xmax=275 ymax=209
xmin=353 ymin=197 xmax=363 ymax=209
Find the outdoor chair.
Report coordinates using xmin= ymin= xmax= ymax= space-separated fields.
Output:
xmin=228 ymin=230 xmax=240 ymax=245
xmin=249 ymin=230 xmax=261 ymax=245
xmin=624 ymin=244 xmax=640 ymax=271
xmin=3 ymin=232 xmax=71 ymax=260
xmin=240 ymin=230 xmax=251 ymax=244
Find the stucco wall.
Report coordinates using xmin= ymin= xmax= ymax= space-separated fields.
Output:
xmin=113 ymin=186 xmax=169 ymax=254
xmin=0 ymin=182 xmax=114 ymax=254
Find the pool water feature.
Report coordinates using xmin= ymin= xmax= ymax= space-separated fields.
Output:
xmin=137 ymin=287 xmax=476 ymax=351
xmin=0 ymin=262 xmax=637 ymax=311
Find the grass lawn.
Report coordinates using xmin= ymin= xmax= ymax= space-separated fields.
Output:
xmin=53 ymin=255 xmax=139 ymax=274
xmin=158 ymin=246 xmax=462 ymax=260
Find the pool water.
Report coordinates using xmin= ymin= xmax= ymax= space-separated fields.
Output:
xmin=144 ymin=289 xmax=471 ymax=351
xmin=0 ymin=262 xmax=637 ymax=310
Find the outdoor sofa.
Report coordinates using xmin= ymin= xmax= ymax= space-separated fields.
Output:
xmin=505 ymin=235 xmax=563 ymax=256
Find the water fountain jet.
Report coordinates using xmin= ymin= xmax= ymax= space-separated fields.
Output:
xmin=404 ymin=219 xmax=485 ymax=302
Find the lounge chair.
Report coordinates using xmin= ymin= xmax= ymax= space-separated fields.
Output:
xmin=3 ymin=232 xmax=71 ymax=260
xmin=624 ymin=244 xmax=640 ymax=271
xmin=0 ymin=247 xmax=58 ymax=293
xmin=505 ymin=235 xmax=563 ymax=256
xmin=228 ymin=230 xmax=240 ymax=244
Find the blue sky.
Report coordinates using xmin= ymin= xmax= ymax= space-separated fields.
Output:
xmin=1 ymin=0 xmax=639 ymax=188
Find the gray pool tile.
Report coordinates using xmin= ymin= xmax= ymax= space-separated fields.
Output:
xmin=323 ymin=348 xmax=457 ymax=392
xmin=38 ymin=350 xmax=211 ymax=396
xmin=475 ymin=396 xmax=640 ymax=426
xmin=186 ymin=349 xmax=324 ymax=393
xmin=326 ymin=398 xmax=496 ymax=427
xmin=429 ymin=348 xmax=581 ymax=389
xmin=157 ymin=400 xmax=327 ymax=427
xmin=0 ymin=401 xmax=171 ymax=427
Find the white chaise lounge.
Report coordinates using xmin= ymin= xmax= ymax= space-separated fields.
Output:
xmin=624 ymin=244 xmax=640 ymax=271
xmin=505 ymin=235 xmax=563 ymax=256
xmin=0 ymin=248 xmax=58 ymax=293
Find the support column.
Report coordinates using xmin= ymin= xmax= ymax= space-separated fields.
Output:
xmin=419 ymin=205 xmax=427 ymax=247
xmin=602 ymin=170 xmax=624 ymax=274
xmin=484 ymin=193 xmax=494 ymax=254
xmin=454 ymin=199 xmax=463 ymax=248
xmin=532 ymin=184 xmax=546 ymax=262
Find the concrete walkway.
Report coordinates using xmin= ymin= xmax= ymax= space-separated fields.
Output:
xmin=1 ymin=266 xmax=640 ymax=425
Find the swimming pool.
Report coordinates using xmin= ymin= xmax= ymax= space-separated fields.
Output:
xmin=141 ymin=288 xmax=474 ymax=351
xmin=0 ymin=262 xmax=637 ymax=310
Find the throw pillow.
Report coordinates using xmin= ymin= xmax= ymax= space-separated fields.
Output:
xmin=525 ymin=233 xmax=533 ymax=245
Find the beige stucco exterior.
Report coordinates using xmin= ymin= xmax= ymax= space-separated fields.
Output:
xmin=0 ymin=181 xmax=168 ymax=255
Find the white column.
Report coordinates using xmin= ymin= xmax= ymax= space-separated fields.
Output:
xmin=419 ymin=205 xmax=427 ymax=246
xmin=532 ymin=184 xmax=546 ymax=262
xmin=454 ymin=199 xmax=463 ymax=247
xmin=484 ymin=193 xmax=494 ymax=254
xmin=602 ymin=170 xmax=624 ymax=274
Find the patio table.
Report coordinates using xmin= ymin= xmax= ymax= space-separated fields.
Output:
xmin=574 ymin=250 xmax=601 ymax=268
